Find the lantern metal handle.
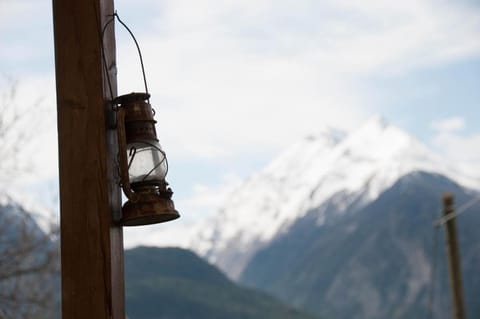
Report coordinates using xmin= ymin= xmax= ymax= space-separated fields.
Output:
xmin=116 ymin=107 xmax=139 ymax=202
xmin=101 ymin=11 xmax=149 ymax=102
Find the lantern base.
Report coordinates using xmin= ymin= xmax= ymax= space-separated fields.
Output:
xmin=120 ymin=193 xmax=180 ymax=226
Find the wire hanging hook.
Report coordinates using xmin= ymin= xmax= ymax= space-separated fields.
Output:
xmin=100 ymin=14 xmax=116 ymax=104
xmin=114 ymin=12 xmax=150 ymax=98
xmin=101 ymin=11 xmax=150 ymax=105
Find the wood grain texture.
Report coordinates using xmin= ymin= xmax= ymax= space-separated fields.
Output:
xmin=52 ymin=0 xmax=125 ymax=318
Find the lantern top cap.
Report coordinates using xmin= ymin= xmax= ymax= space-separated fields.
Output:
xmin=114 ymin=92 xmax=150 ymax=105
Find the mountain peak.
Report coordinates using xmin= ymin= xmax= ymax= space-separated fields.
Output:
xmin=363 ymin=115 xmax=389 ymax=129
xmin=304 ymin=126 xmax=346 ymax=145
xmin=187 ymin=116 xmax=480 ymax=280
xmin=261 ymin=125 xmax=345 ymax=180
xmin=340 ymin=116 xmax=420 ymax=163
xmin=354 ymin=115 xmax=405 ymax=142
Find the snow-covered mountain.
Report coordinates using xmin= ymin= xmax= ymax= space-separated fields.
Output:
xmin=187 ymin=116 xmax=480 ymax=279
xmin=0 ymin=191 xmax=59 ymax=318
xmin=241 ymin=171 xmax=480 ymax=319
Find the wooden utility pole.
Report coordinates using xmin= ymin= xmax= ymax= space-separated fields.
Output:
xmin=53 ymin=0 xmax=125 ymax=318
xmin=442 ymin=193 xmax=466 ymax=319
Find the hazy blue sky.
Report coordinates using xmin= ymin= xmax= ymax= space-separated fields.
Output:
xmin=1 ymin=0 xmax=479 ymax=245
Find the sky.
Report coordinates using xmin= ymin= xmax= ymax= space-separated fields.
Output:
xmin=1 ymin=0 xmax=480 ymax=247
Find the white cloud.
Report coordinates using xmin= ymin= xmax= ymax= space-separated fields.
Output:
xmin=430 ymin=117 xmax=466 ymax=133
xmin=4 ymin=0 xmax=480 ymax=162
xmin=112 ymin=0 xmax=480 ymax=160
xmin=175 ymin=173 xmax=243 ymax=220
xmin=151 ymin=0 xmax=480 ymax=75
xmin=0 ymin=75 xmax=57 ymax=184
xmin=0 ymin=1 xmax=53 ymax=71
xmin=432 ymin=132 xmax=480 ymax=163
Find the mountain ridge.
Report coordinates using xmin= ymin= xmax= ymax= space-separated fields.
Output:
xmin=124 ymin=246 xmax=318 ymax=319
xmin=186 ymin=116 xmax=480 ymax=279
xmin=240 ymin=170 xmax=480 ymax=319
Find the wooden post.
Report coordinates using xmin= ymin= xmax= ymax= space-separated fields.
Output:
xmin=52 ymin=0 xmax=125 ymax=318
xmin=442 ymin=193 xmax=466 ymax=319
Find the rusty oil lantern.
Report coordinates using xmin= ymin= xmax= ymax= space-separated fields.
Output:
xmin=103 ymin=13 xmax=179 ymax=226
xmin=115 ymin=92 xmax=179 ymax=226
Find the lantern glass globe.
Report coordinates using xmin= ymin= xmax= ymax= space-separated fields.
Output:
xmin=127 ymin=140 xmax=167 ymax=186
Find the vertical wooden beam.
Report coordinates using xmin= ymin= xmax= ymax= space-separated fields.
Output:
xmin=442 ymin=193 xmax=466 ymax=319
xmin=52 ymin=0 xmax=124 ymax=318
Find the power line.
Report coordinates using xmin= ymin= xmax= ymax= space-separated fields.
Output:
xmin=427 ymin=194 xmax=479 ymax=319
xmin=434 ymin=195 xmax=480 ymax=227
